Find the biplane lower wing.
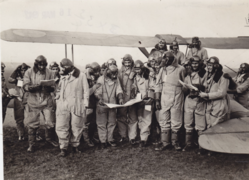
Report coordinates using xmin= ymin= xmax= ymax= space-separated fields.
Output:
xmin=1 ymin=29 xmax=249 ymax=49
xmin=199 ymin=117 xmax=249 ymax=154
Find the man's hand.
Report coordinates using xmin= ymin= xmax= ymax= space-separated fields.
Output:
xmin=143 ymin=97 xmax=153 ymax=105
xmin=223 ymin=73 xmax=231 ymax=79
xmin=199 ymin=92 xmax=208 ymax=98
xmin=130 ymin=87 xmax=137 ymax=99
xmin=94 ymin=83 xmax=101 ymax=90
xmin=16 ymin=77 xmax=23 ymax=81
xmin=119 ymin=98 xmax=124 ymax=105
xmin=28 ymin=84 xmax=42 ymax=92
xmin=43 ymin=86 xmax=55 ymax=93
xmin=54 ymin=94 xmax=60 ymax=100
xmin=117 ymin=93 xmax=124 ymax=105
xmin=155 ymin=100 xmax=161 ymax=110
xmin=98 ymin=99 xmax=105 ymax=106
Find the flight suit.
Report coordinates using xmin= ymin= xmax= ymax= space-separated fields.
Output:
xmin=173 ymin=50 xmax=186 ymax=65
xmin=83 ymin=70 xmax=99 ymax=144
xmin=186 ymin=47 xmax=208 ymax=63
xmin=184 ymin=71 xmax=207 ymax=132
xmin=117 ymin=66 xmax=138 ymax=140
xmin=155 ymin=59 xmax=186 ymax=145
xmin=204 ymin=73 xmax=230 ymax=128
xmin=148 ymin=71 xmax=161 ymax=142
xmin=94 ymin=76 xmax=123 ymax=143
xmin=133 ymin=74 xmax=153 ymax=142
xmin=56 ymin=68 xmax=89 ymax=150
xmin=8 ymin=71 xmax=29 ymax=137
xmin=23 ymin=67 xmax=55 ymax=145
xmin=233 ymin=74 xmax=249 ymax=109
xmin=2 ymin=76 xmax=11 ymax=122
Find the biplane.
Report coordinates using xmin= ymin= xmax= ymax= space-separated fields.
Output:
xmin=1 ymin=29 xmax=249 ymax=154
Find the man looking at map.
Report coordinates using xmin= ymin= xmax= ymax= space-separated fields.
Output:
xmin=95 ymin=65 xmax=123 ymax=149
xmin=23 ymin=55 xmax=59 ymax=152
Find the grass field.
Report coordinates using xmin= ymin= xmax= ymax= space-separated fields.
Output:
xmin=3 ymin=125 xmax=249 ymax=180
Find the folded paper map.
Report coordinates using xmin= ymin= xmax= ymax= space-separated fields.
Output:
xmin=40 ymin=79 xmax=56 ymax=86
xmin=104 ymin=93 xmax=142 ymax=108
xmin=178 ymin=80 xmax=198 ymax=91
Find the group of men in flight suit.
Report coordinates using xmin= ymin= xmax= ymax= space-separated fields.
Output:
xmin=2 ymin=36 xmax=249 ymax=157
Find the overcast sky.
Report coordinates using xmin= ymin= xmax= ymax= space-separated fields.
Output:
xmin=0 ymin=0 xmax=249 ymax=68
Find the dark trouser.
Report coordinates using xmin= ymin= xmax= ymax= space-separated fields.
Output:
xmin=83 ymin=108 xmax=98 ymax=142
xmin=14 ymin=98 xmax=25 ymax=137
xmin=2 ymin=96 xmax=11 ymax=122
xmin=150 ymin=102 xmax=161 ymax=142
xmin=117 ymin=104 xmax=138 ymax=140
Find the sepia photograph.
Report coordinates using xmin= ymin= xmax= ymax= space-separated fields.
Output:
xmin=1 ymin=0 xmax=249 ymax=179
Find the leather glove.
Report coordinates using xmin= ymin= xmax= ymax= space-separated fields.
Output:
xmin=119 ymin=98 xmax=124 ymax=105
xmin=118 ymin=93 xmax=124 ymax=105
xmin=223 ymin=73 xmax=231 ymax=79
xmin=130 ymin=87 xmax=137 ymax=99
xmin=143 ymin=97 xmax=153 ymax=105
xmin=155 ymin=99 xmax=161 ymax=110
xmin=98 ymin=99 xmax=105 ymax=106
xmin=28 ymin=84 xmax=42 ymax=93
xmin=43 ymin=86 xmax=55 ymax=93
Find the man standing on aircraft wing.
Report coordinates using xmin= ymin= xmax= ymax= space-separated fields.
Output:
xmin=150 ymin=39 xmax=168 ymax=54
xmin=117 ymin=54 xmax=138 ymax=144
xmin=198 ymin=57 xmax=230 ymax=155
xmin=8 ymin=63 xmax=30 ymax=140
xmin=170 ymin=40 xmax=186 ymax=65
xmin=132 ymin=60 xmax=153 ymax=147
xmin=23 ymin=55 xmax=59 ymax=152
xmin=227 ymin=63 xmax=249 ymax=109
xmin=154 ymin=51 xmax=186 ymax=151
xmin=106 ymin=58 xmax=117 ymax=67
xmin=186 ymin=37 xmax=208 ymax=64
xmin=95 ymin=65 xmax=123 ymax=149
xmin=182 ymin=56 xmax=207 ymax=151
xmin=83 ymin=62 xmax=101 ymax=147
xmin=55 ymin=58 xmax=89 ymax=157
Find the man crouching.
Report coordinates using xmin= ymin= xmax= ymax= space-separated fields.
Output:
xmin=94 ymin=65 xmax=123 ymax=149
xmin=55 ymin=58 xmax=89 ymax=157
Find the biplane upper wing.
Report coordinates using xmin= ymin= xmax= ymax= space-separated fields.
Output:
xmin=0 ymin=29 xmax=163 ymax=48
xmin=185 ymin=37 xmax=249 ymax=49
xmin=1 ymin=29 xmax=249 ymax=49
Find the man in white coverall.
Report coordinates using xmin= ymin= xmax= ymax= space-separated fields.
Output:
xmin=154 ymin=51 xmax=186 ymax=151
xmin=55 ymin=58 xmax=89 ymax=157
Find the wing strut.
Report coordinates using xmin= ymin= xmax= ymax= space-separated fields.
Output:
xmin=72 ymin=44 xmax=74 ymax=63
xmin=138 ymin=47 xmax=150 ymax=58
xmin=65 ymin=44 xmax=67 ymax=58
